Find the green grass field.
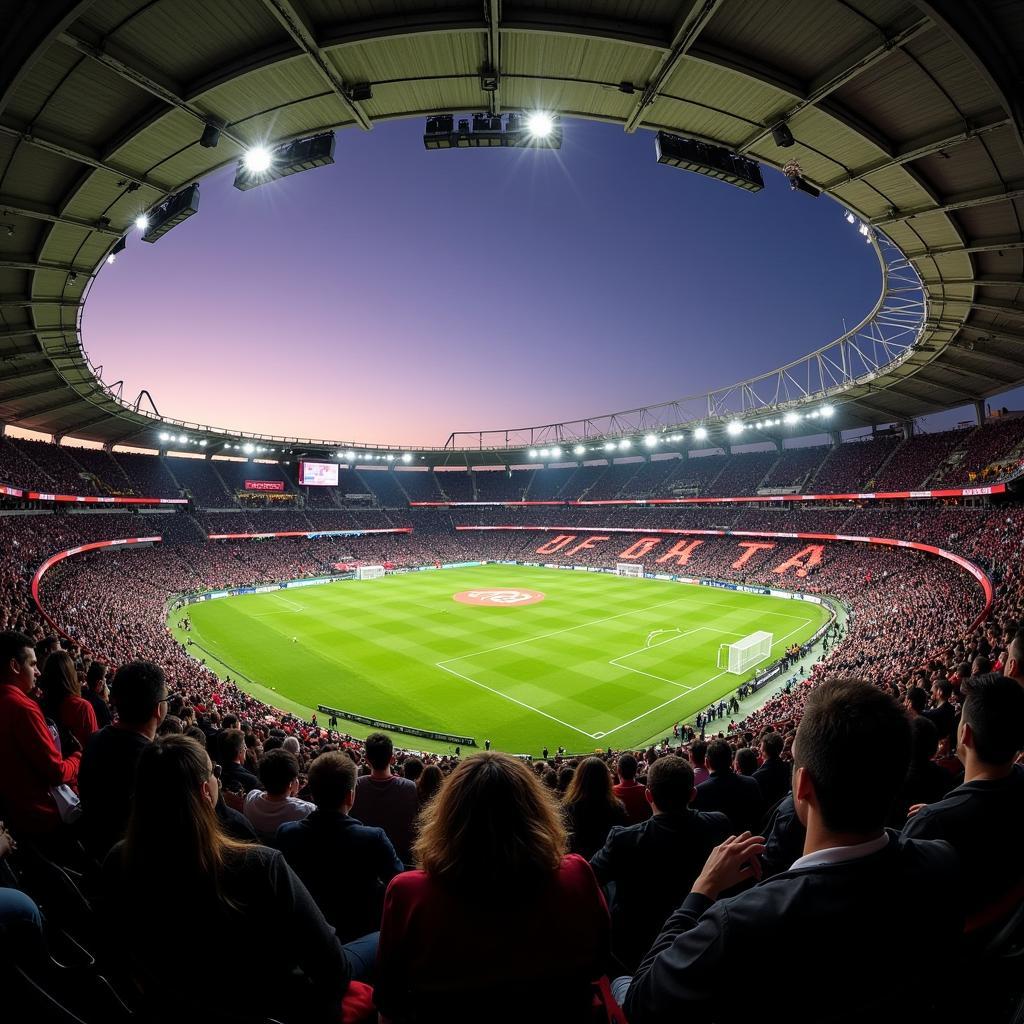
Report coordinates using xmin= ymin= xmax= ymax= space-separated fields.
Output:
xmin=175 ymin=565 xmax=829 ymax=754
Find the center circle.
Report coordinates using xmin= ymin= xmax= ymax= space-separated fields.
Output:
xmin=453 ymin=588 xmax=547 ymax=606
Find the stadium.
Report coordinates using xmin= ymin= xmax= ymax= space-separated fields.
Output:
xmin=0 ymin=1 xmax=1022 ymax=1021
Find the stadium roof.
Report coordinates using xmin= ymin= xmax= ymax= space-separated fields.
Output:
xmin=0 ymin=0 xmax=1022 ymax=464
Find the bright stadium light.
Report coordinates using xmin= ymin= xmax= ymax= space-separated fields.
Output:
xmin=178 ymin=434 xmax=187 ymax=443
xmin=619 ymin=439 xmax=631 ymax=450
xmin=402 ymin=453 xmax=412 ymax=463
xmin=784 ymin=412 xmax=800 ymax=425
xmin=845 ymin=211 xmax=856 ymax=224
xmin=134 ymin=214 xmax=149 ymax=232
xmin=243 ymin=443 xmax=254 ymax=453
xmin=527 ymin=112 xmax=554 ymax=138
xmin=821 ymin=404 xmax=834 ymax=418
xmin=199 ymin=440 xmax=207 ymax=447
xmin=694 ymin=426 xmax=708 ymax=441
xmin=726 ymin=421 xmax=744 ymax=436
xmin=604 ymin=441 xmax=617 ymax=452
xmin=573 ymin=444 xmax=586 ymax=456
xmin=550 ymin=446 xmax=562 ymax=458
xmin=345 ymin=451 xmax=355 ymax=461
xmin=539 ymin=448 xmax=550 ymax=458
xmin=106 ymin=253 xmax=116 ymax=264
xmin=643 ymin=434 xmax=657 ymax=448
xmin=528 ymin=449 xmax=538 ymax=458
xmin=244 ymin=146 xmax=272 ymax=173
xmin=385 ymin=454 xmax=394 ymax=462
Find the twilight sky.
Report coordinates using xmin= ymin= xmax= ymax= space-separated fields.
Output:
xmin=84 ymin=118 xmax=885 ymax=447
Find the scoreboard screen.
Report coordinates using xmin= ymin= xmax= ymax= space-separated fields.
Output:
xmin=298 ymin=461 xmax=339 ymax=487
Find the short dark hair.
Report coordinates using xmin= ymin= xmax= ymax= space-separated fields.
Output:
xmin=689 ymin=740 xmax=707 ymax=764
xmin=793 ymin=679 xmax=911 ymax=834
xmin=259 ymin=749 xmax=300 ymax=795
xmin=646 ymin=756 xmax=695 ymax=815
xmin=0 ymin=631 xmax=33 ymax=677
xmin=217 ymin=728 xmax=247 ymax=765
xmin=86 ymin=661 xmax=107 ymax=688
xmin=617 ymin=754 xmax=638 ymax=781
xmin=961 ymin=673 xmax=1024 ymax=765
xmin=932 ymin=678 xmax=952 ymax=700
xmin=905 ymin=687 xmax=928 ymax=713
xmin=364 ymin=732 xmax=393 ymax=770
xmin=735 ymin=748 xmax=759 ymax=776
xmin=909 ymin=716 xmax=939 ymax=765
xmin=308 ymin=751 xmax=356 ymax=808
xmin=706 ymin=740 xmax=733 ymax=773
xmin=761 ymin=732 xmax=784 ymax=758
xmin=110 ymin=661 xmax=166 ymax=726
xmin=403 ymin=756 xmax=424 ymax=781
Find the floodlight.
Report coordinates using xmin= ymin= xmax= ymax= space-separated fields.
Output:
xmin=821 ymin=405 xmax=834 ymax=417
xmin=243 ymin=443 xmax=255 ymax=453
xmin=604 ymin=442 xmax=617 ymax=451
xmin=106 ymin=254 xmax=116 ymax=264
xmin=528 ymin=449 xmax=538 ymax=459
xmin=694 ymin=426 xmax=708 ymax=440
xmin=134 ymin=214 xmax=149 ymax=231
xmin=141 ymin=183 xmax=200 ymax=243
xmin=159 ymin=432 xmax=169 ymax=441
xmin=402 ymin=453 xmax=412 ymax=463
xmin=199 ymin=123 xmax=221 ymax=149
xmin=234 ymin=133 xmax=336 ymax=191
xmin=539 ymin=448 xmax=550 ymax=458
xmin=845 ymin=211 xmax=856 ymax=224
xmin=726 ymin=421 xmax=744 ymax=436
xmin=346 ymin=451 xmax=355 ymax=461
xmin=784 ymin=412 xmax=800 ymax=425
xmin=527 ymin=112 xmax=554 ymax=138
xmin=551 ymin=446 xmax=562 ymax=458
xmin=656 ymin=132 xmax=764 ymax=192
xmin=385 ymin=454 xmax=395 ymax=462
xmin=573 ymin=445 xmax=586 ymax=456
xmin=619 ymin=439 xmax=631 ymax=450
xmin=643 ymin=434 xmax=657 ymax=448
xmin=771 ymin=122 xmax=795 ymax=148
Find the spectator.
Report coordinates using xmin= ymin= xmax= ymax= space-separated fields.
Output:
xmin=83 ymin=661 xmax=112 ymax=729
xmin=277 ymin=751 xmax=402 ymax=950
xmin=79 ymin=661 xmax=168 ymax=859
xmin=37 ymin=649 xmax=97 ymax=753
xmin=888 ymin=717 xmax=956 ymax=826
xmin=1002 ymin=630 xmax=1024 ymax=687
xmin=689 ymin=741 xmax=709 ymax=786
xmin=416 ymin=764 xmax=443 ymax=808
xmin=562 ymin=756 xmax=628 ymax=860
xmin=622 ymin=680 xmax=961 ymax=1024
xmin=904 ymin=686 xmax=928 ymax=715
xmin=214 ymin=727 xmax=262 ymax=793
xmin=693 ymin=740 xmax=762 ymax=832
xmin=0 ymin=631 xmax=80 ymax=840
xmin=243 ymin=749 xmax=315 ymax=842
xmin=350 ymin=733 xmax=418 ymax=865
xmin=613 ymin=753 xmax=651 ymax=825
xmin=733 ymin=747 xmax=758 ymax=777
xmin=923 ymin=677 xmax=955 ymax=743
xmin=752 ymin=732 xmax=790 ymax=809
xmin=101 ymin=736 xmax=356 ymax=1023
xmin=402 ymin=756 xmax=424 ymax=782
xmin=375 ymin=752 xmax=609 ymax=1022
xmin=904 ymin=673 xmax=1024 ymax=916
xmin=591 ymin=754 xmax=731 ymax=972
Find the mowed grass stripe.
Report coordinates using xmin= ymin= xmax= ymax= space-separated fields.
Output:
xmin=182 ymin=566 xmax=829 ymax=752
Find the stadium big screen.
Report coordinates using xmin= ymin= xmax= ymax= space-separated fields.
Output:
xmin=298 ymin=460 xmax=339 ymax=487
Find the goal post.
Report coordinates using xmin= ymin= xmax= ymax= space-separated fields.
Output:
xmin=615 ymin=563 xmax=644 ymax=578
xmin=355 ymin=565 xmax=385 ymax=580
xmin=717 ymin=630 xmax=773 ymax=675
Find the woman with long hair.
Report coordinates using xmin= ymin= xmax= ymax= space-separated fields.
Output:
xmin=562 ymin=756 xmax=628 ymax=860
xmin=415 ymin=763 xmax=443 ymax=808
xmin=37 ymin=650 xmax=97 ymax=752
xmin=375 ymin=751 xmax=610 ymax=1023
xmin=101 ymin=735 xmax=359 ymax=1023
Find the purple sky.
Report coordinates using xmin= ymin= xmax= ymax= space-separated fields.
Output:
xmin=84 ymin=118 xmax=887 ymax=446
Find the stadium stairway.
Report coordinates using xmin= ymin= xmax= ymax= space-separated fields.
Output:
xmin=861 ymin=435 xmax=907 ymax=490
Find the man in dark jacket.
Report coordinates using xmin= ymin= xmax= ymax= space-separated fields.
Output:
xmin=213 ymin=727 xmax=262 ymax=793
xmin=904 ymin=672 xmax=1024 ymax=916
xmin=591 ymin=755 xmax=731 ymax=971
xmin=622 ymin=680 xmax=962 ymax=1024
xmin=693 ymin=739 xmax=762 ymax=831
xmin=752 ymin=731 xmax=790 ymax=810
xmin=277 ymin=751 xmax=404 ymax=945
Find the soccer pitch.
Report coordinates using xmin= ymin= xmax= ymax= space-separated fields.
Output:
xmin=176 ymin=565 xmax=829 ymax=754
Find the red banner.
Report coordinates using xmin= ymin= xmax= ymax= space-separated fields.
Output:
xmin=244 ymin=480 xmax=285 ymax=492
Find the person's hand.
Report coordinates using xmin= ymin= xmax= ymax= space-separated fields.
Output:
xmin=692 ymin=832 xmax=765 ymax=901
xmin=906 ymin=803 xmax=928 ymax=818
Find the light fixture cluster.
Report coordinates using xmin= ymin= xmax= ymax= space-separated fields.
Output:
xmin=528 ymin=432 xmax=692 ymax=459
xmin=158 ymin=431 xmax=208 ymax=448
xmin=331 ymin=451 xmax=414 ymax=464
xmin=844 ymin=210 xmax=875 ymax=244
xmin=745 ymin=405 xmax=835 ymax=430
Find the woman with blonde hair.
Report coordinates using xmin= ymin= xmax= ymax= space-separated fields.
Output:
xmin=375 ymin=751 xmax=610 ymax=1023
xmin=38 ymin=649 xmax=97 ymax=752
xmin=562 ymin=755 xmax=627 ymax=860
xmin=101 ymin=735 xmax=362 ymax=1023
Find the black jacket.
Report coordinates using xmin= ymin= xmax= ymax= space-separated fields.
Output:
xmin=220 ymin=760 xmax=262 ymax=794
xmin=590 ymin=809 xmax=731 ymax=971
xmin=693 ymin=770 xmax=762 ymax=833
xmin=624 ymin=832 xmax=961 ymax=1024
xmin=78 ymin=725 xmax=150 ymax=858
xmin=752 ymin=756 xmax=791 ymax=811
xmin=277 ymin=809 xmax=404 ymax=942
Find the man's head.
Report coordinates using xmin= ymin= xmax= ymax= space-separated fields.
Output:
xmin=931 ymin=678 xmax=952 ymax=703
xmin=706 ymin=740 xmax=733 ymax=774
xmin=86 ymin=660 xmax=107 ymax=694
xmin=364 ymin=732 xmax=394 ymax=771
xmin=1003 ymin=632 xmax=1024 ymax=685
xmin=110 ymin=661 xmax=168 ymax=730
xmin=792 ymin=679 xmax=911 ymax=836
xmin=617 ymin=753 xmax=638 ymax=782
xmin=308 ymin=751 xmax=357 ymax=811
xmin=689 ymin=740 xmax=707 ymax=767
xmin=904 ymin=686 xmax=928 ymax=714
xmin=218 ymin=728 xmax=247 ymax=766
xmin=760 ymin=732 xmax=784 ymax=760
xmin=403 ymin=756 xmax=424 ymax=781
xmin=0 ymin=631 xmax=37 ymax=693
xmin=259 ymin=749 xmax=301 ymax=797
xmin=34 ymin=635 xmax=60 ymax=672
xmin=734 ymin=747 xmax=759 ymax=776
xmin=645 ymin=755 xmax=695 ymax=816
xmin=957 ymin=672 xmax=1024 ymax=769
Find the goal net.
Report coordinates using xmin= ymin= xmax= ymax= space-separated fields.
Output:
xmin=356 ymin=565 xmax=385 ymax=580
xmin=615 ymin=563 xmax=644 ymax=578
xmin=717 ymin=630 xmax=773 ymax=675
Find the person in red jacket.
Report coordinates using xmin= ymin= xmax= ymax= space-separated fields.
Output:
xmin=613 ymin=753 xmax=652 ymax=825
xmin=38 ymin=650 xmax=98 ymax=753
xmin=0 ymin=631 xmax=81 ymax=838
xmin=375 ymin=751 xmax=610 ymax=1023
